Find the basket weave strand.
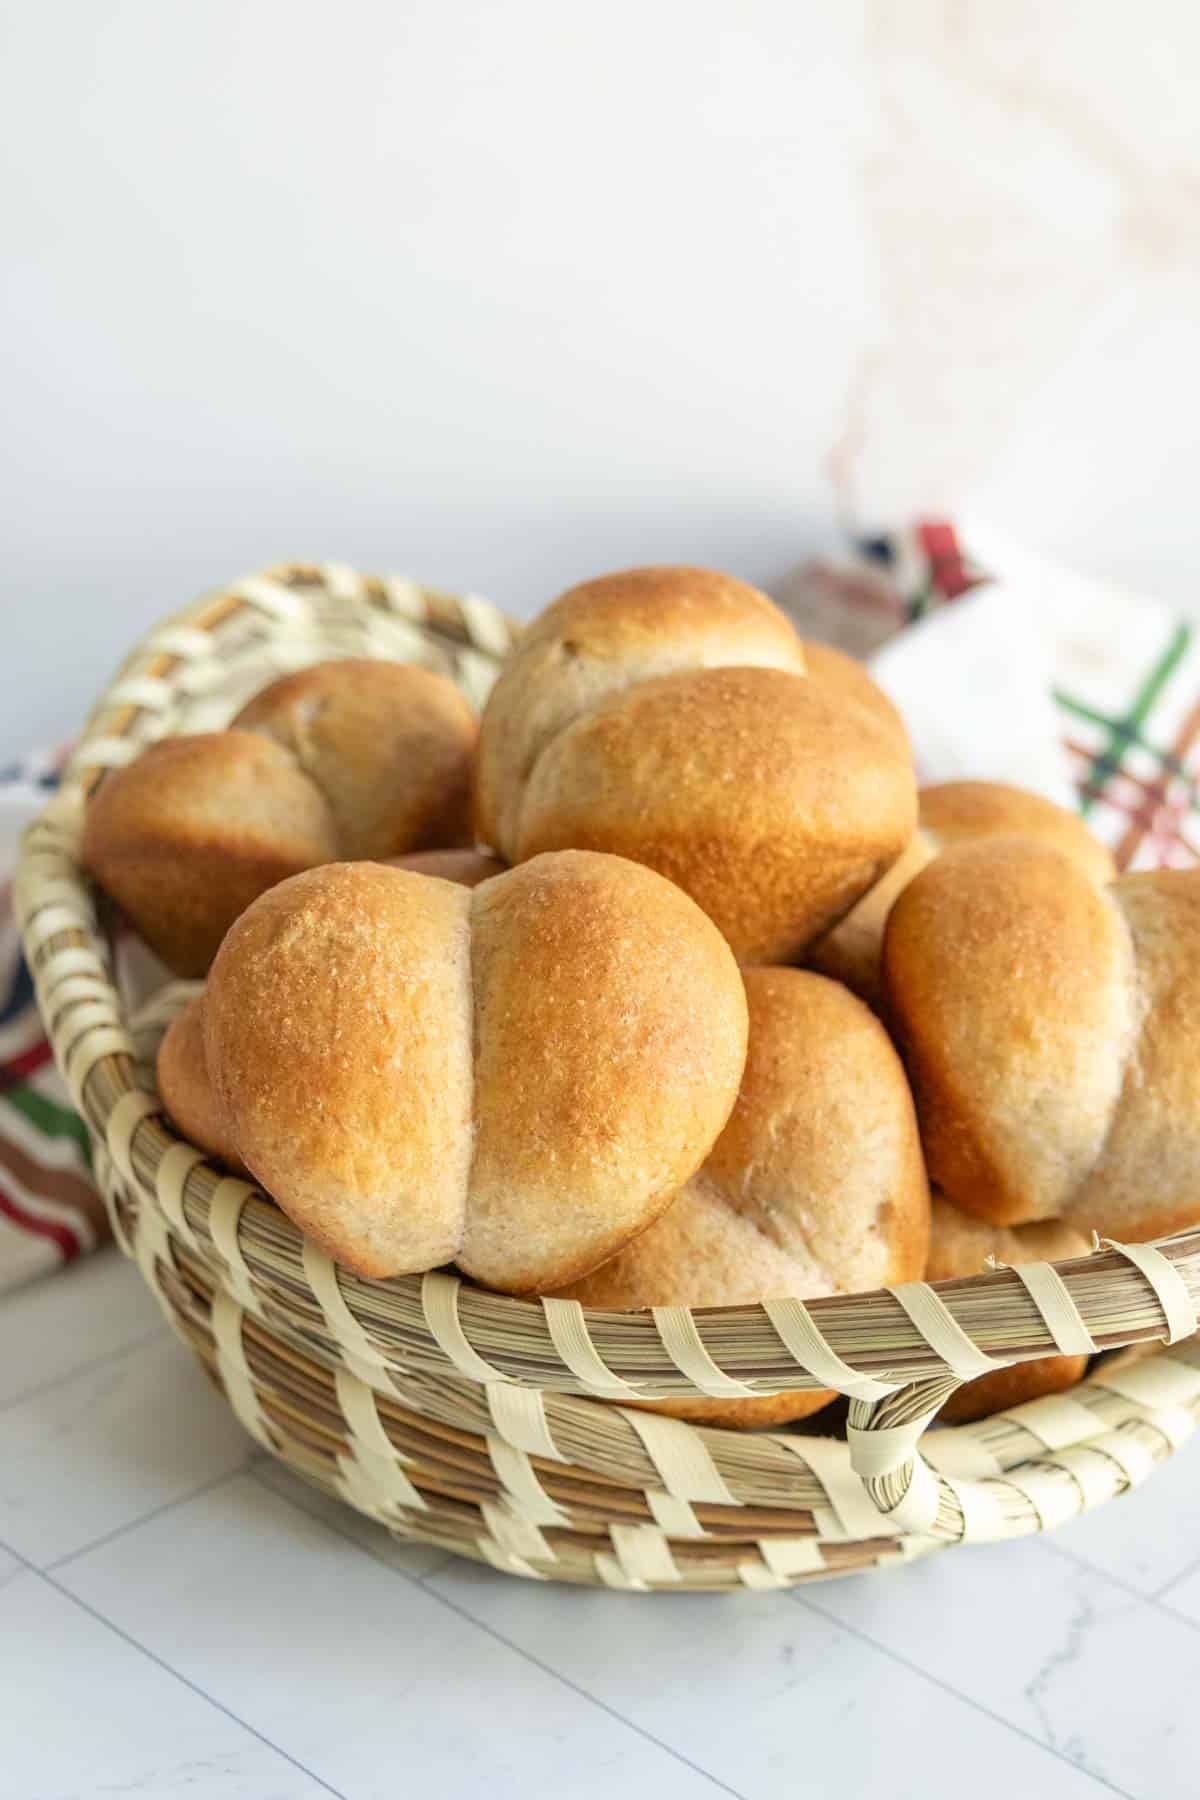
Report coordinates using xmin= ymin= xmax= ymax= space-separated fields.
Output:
xmin=17 ymin=561 xmax=1200 ymax=1591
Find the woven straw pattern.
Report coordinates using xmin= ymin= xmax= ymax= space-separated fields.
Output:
xmin=16 ymin=562 xmax=1200 ymax=1591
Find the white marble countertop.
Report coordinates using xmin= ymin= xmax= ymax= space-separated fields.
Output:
xmin=2 ymin=1248 xmax=1199 ymax=1800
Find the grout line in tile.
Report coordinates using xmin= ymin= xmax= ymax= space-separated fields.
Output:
xmin=45 ymin=1454 xmax=260 ymax=1574
xmin=1041 ymin=1537 xmax=1163 ymax=1605
xmin=793 ymin=1588 xmax=1135 ymax=1800
xmin=404 ymin=1574 xmax=751 ymax=1800
xmin=33 ymin=1566 xmax=349 ymax=1800
xmin=250 ymin=1465 xmax=459 ymax=1591
xmin=249 ymin=1464 xmax=748 ymax=1800
xmin=415 ymin=1550 xmax=465 ymax=1585
xmin=1042 ymin=1534 xmax=1200 ymax=1632
xmin=1149 ymin=1548 xmax=1200 ymax=1604
xmin=0 ymin=1320 xmax=169 ymax=1416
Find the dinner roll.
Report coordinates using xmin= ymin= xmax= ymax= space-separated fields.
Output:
xmin=475 ymin=568 xmax=917 ymax=964
xmin=809 ymin=781 xmax=1115 ymax=1005
xmin=82 ymin=731 xmax=340 ymax=978
xmin=82 ymin=659 xmax=478 ymax=976
xmin=232 ymin=659 xmax=476 ymax=859
xmin=556 ymin=968 xmax=930 ymax=1426
xmin=204 ymin=852 xmax=748 ymax=1290
xmin=155 ymin=853 xmax=504 ymax=1179
xmin=919 ymin=781 xmax=1114 ymax=886
xmin=926 ymin=1194 xmax=1090 ymax=1423
xmin=885 ymin=843 xmax=1200 ymax=1237
xmin=475 ymin=566 xmax=806 ymax=852
xmin=799 ymin=640 xmax=910 ymax=756
xmin=156 ymin=993 xmax=245 ymax=1174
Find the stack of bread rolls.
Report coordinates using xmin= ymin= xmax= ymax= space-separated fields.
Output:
xmin=474 ymin=567 xmax=917 ymax=963
xmin=82 ymin=658 xmax=478 ymax=975
xmin=809 ymin=779 xmax=1116 ymax=1005
xmin=80 ymin=563 xmax=1200 ymax=1432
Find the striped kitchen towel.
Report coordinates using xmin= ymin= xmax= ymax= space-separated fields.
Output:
xmin=0 ymin=748 xmax=107 ymax=1290
xmin=3 ymin=527 xmax=1198 ymax=1293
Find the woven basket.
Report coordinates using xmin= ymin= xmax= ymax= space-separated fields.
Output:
xmin=16 ymin=562 xmax=1200 ymax=1593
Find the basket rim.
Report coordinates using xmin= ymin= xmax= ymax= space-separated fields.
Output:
xmin=16 ymin=560 xmax=1200 ymax=1415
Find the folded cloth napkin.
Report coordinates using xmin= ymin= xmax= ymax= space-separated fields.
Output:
xmin=782 ymin=519 xmax=1199 ymax=869
xmin=3 ymin=523 xmax=1197 ymax=1293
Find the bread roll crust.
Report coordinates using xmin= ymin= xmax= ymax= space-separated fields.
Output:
xmin=799 ymin=641 xmax=910 ymax=756
xmin=558 ymin=968 xmax=930 ymax=1426
xmin=82 ymin=731 xmax=339 ymax=977
xmin=938 ymin=1355 xmax=1089 ymax=1424
xmin=464 ymin=852 xmax=748 ymax=1291
xmin=1070 ymin=871 xmax=1200 ymax=1240
xmin=156 ymin=852 xmax=505 ymax=1175
xmin=517 ymin=665 xmax=917 ymax=966
xmin=885 ymin=844 xmax=1200 ymax=1243
xmin=82 ymin=659 xmax=480 ymax=976
xmin=884 ymin=839 xmax=1138 ymax=1225
xmin=475 ymin=567 xmax=915 ymax=961
xmin=157 ymin=994 xmax=245 ymax=1173
xmin=203 ymin=851 xmax=747 ymax=1291
xmin=234 ymin=658 xmax=477 ymax=859
xmin=206 ymin=863 xmax=476 ymax=1278
xmin=920 ymin=781 xmax=1115 ymax=887
xmin=809 ymin=781 xmax=1115 ymax=1005
xmin=475 ymin=567 xmax=806 ymax=853
xmin=704 ymin=969 xmax=930 ymax=1290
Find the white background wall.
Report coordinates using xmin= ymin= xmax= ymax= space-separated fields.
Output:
xmin=3 ymin=2 xmax=1200 ymax=756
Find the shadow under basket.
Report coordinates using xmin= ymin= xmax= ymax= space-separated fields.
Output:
xmin=16 ymin=561 xmax=1200 ymax=1593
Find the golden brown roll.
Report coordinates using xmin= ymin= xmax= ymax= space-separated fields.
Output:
xmin=82 ymin=731 xmax=339 ymax=978
xmin=474 ymin=568 xmax=917 ymax=964
xmin=82 ymin=659 xmax=478 ymax=977
xmin=156 ymin=849 xmax=504 ymax=1180
xmin=556 ymin=968 xmax=930 ymax=1427
xmin=475 ymin=566 xmax=807 ymax=851
xmin=925 ymin=1194 xmax=1090 ymax=1423
xmin=809 ymin=780 xmax=1115 ymax=1005
xmin=918 ymin=782 xmax=1115 ymax=885
xmin=156 ymin=993 xmax=245 ymax=1173
xmin=232 ymin=659 xmax=476 ymax=859
xmin=884 ymin=843 xmax=1200 ymax=1238
xmin=204 ymin=851 xmax=748 ymax=1291
xmin=799 ymin=640 xmax=910 ymax=756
